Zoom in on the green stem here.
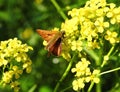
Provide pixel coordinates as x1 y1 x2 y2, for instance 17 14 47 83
101 45 115 67
50 0 67 20
53 53 77 92
96 80 101 92
100 67 120 76
28 84 37 92
87 82 94 92
60 85 72 92
83 48 99 65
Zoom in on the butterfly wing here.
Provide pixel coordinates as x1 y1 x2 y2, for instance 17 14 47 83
37 29 58 42
37 29 65 56
46 31 65 56
48 38 62 56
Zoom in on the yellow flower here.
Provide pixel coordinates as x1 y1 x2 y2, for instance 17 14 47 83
13 87 20 92
0 38 33 91
10 81 19 88
71 40 82 52
60 0 120 60
71 58 91 91
106 3 120 24
2 71 14 83
61 17 79 36
23 59 32 73
94 17 109 33
103 55 109 61
85 76 91 83
105 30 118 44
91 70 100 83
12 66 23 79
26 66 32 73
68 8 79 17
72 58 100 91
92 69 100 75
10 81 20 92
72 78 85 91
0 58 8 66
93 77 100 83
43 40 48 46
71 58 91 77
87 40 100 49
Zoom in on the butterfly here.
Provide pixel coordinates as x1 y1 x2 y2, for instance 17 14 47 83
37 29 65 56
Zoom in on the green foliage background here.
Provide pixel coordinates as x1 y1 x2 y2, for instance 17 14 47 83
0 0 120 92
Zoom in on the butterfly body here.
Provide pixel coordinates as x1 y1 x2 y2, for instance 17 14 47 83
37 29 65 56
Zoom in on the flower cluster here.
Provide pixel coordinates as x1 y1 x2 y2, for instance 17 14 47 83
61 0 120 59
0 38 33 92
71 58 100 91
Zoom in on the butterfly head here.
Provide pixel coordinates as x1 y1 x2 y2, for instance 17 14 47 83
61 30 65 37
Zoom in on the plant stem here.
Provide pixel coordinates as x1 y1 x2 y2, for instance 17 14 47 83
87 82 94 92
50 0 67 20
83 48 99 64
100 67 120 76
96 80 101 92
53 53 77 92
101 45 115 67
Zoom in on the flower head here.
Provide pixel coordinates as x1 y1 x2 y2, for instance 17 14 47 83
71 58 100 91
0 38 33 91
61 0 120 59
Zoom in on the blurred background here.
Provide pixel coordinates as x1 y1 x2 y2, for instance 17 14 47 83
0 0 119 92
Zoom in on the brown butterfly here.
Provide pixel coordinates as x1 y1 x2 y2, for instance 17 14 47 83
37 29 65 56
